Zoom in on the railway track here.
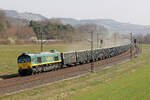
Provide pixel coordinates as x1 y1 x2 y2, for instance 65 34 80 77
0 47 139 96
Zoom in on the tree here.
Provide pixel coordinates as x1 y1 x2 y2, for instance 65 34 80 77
29 20 76 42
49 18 62 25
112 32 120 43
143 34 150 44
15 25 35 40
29 20 43 39
0 10 11 39
134 34 144 43
76 24 109 42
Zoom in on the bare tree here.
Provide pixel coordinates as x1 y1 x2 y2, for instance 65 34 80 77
134 34 144 43
0 10 9 39
15 25 35 40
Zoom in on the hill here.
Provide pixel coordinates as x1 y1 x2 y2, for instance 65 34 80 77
58 18 150 34
5 10 46 21
3 9 150 34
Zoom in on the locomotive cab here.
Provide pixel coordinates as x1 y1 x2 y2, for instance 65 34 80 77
18 53 32 75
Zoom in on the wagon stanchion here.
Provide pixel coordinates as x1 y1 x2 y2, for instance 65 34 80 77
130 32 133 59
90 31 94 72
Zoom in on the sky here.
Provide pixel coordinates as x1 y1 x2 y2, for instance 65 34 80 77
0 0 150 25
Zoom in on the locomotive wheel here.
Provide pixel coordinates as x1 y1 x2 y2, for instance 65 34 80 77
18 69 32 76
27 69 33 75
18 69 24 76
32 68 37 75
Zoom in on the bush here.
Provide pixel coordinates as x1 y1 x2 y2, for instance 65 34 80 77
7 37 15 45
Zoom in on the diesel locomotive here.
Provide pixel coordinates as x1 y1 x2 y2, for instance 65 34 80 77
17 44 131 75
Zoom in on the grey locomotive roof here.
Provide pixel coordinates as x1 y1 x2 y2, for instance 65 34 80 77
21 51 60 57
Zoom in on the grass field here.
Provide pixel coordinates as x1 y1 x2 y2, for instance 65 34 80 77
0 44 149 100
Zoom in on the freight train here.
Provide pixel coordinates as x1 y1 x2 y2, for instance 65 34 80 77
17 44 131 75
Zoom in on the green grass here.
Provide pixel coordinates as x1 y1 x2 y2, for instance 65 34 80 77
0 44 149 100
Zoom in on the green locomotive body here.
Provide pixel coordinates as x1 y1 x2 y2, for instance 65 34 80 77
18 50 62 75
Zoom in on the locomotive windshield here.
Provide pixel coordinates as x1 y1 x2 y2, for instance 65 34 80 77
18 56 31 63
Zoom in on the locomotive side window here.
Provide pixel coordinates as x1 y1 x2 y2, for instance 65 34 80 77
37 57 42 63
54 56 59 61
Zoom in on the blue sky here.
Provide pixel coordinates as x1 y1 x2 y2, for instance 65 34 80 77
0 0 150 25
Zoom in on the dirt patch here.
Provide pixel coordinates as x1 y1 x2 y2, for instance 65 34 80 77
131 69 136 73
